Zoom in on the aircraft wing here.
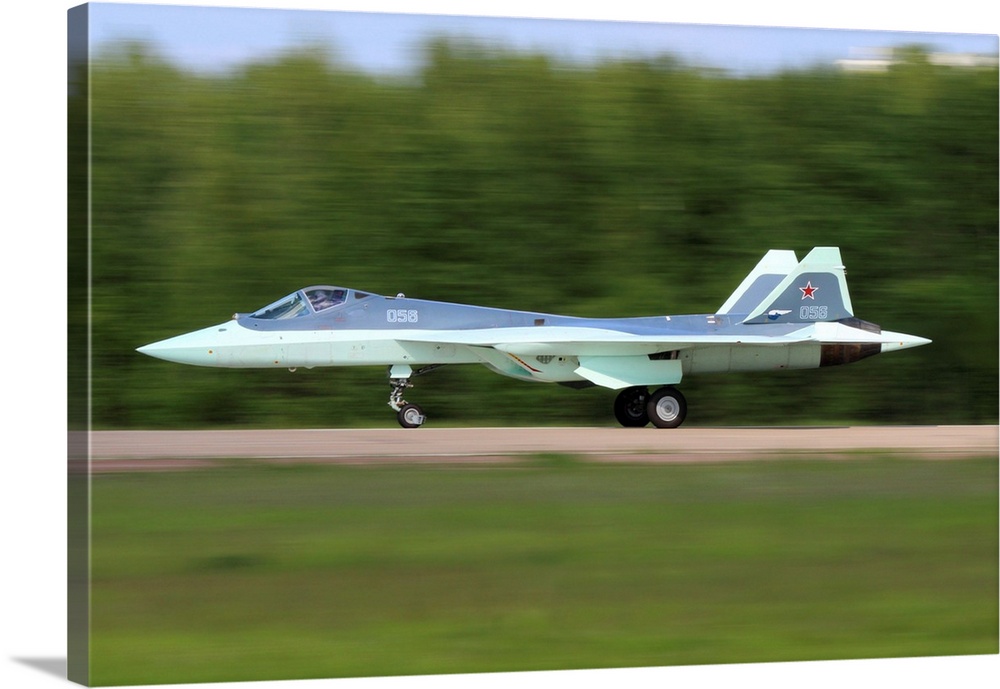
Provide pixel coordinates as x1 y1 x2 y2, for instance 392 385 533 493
394 324 923 389
395 327 813 389
396 326 813 356
397 321 921 352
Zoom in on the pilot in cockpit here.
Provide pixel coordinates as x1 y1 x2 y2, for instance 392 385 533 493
306 288 346 312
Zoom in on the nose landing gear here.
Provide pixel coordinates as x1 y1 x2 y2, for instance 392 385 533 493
388 364 441 428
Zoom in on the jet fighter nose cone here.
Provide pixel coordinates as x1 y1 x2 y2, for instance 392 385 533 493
135 323 234 366
136 339 176 362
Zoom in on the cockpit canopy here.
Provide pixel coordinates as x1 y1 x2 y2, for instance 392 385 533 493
249 286 369 320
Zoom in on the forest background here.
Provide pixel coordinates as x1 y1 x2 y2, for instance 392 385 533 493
71 39 998 429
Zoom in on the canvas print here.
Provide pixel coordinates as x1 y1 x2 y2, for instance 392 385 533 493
68 2 998 686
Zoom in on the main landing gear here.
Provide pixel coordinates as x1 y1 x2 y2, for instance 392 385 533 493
388 364 441 429
387 366 686 429
613 386 687 428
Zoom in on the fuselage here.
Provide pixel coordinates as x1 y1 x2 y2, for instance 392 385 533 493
136 248 932 429
137 286 927 387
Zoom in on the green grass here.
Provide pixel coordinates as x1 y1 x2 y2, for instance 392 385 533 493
89 457 998 686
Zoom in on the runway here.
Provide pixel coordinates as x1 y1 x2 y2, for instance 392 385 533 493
85 425 998 471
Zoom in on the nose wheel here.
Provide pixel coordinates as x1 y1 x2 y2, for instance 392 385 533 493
397 402 426 429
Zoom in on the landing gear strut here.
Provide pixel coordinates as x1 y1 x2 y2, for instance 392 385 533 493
387 364 441 428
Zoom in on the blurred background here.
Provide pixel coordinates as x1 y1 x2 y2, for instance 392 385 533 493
71 4 999 429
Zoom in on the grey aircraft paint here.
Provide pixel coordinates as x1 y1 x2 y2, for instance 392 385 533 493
138 247 930 428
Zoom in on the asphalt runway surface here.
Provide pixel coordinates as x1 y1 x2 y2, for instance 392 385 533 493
84 425 998 471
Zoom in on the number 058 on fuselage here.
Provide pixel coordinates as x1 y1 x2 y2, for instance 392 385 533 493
137 247 929 428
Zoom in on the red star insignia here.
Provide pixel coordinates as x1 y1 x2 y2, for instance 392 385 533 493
799 281 818 299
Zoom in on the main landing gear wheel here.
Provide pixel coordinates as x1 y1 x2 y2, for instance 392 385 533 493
646 386 687 429
397 403 426 429
614 386 650 427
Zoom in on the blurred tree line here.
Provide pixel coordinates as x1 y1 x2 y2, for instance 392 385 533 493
77 39 998 428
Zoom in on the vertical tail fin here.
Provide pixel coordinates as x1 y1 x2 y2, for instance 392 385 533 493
717 249 799 315
741 247 855 324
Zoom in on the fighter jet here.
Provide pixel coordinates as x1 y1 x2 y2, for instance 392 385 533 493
137 247 929 428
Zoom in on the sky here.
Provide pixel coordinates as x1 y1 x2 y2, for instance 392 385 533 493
84 1 999 76
2 3 1000 689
